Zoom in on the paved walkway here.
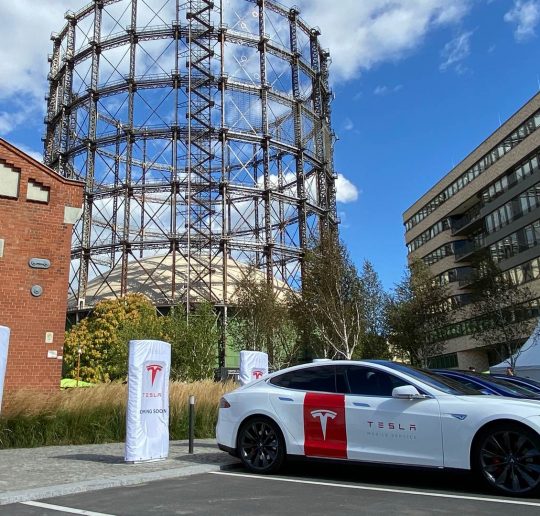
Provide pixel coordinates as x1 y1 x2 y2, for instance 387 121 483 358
0 439 239 505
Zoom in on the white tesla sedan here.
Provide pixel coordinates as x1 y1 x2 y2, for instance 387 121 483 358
216 360 540 496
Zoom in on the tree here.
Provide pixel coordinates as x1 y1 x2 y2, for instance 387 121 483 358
64 294 161 382
292 235 365 360
229 271 300 369
162 303 219 381
357 261 392 360
468 251 537 369
64 295 219 382
386 258 453 366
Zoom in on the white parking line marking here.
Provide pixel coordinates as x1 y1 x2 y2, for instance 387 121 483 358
20 501 115 515
211 471 540 507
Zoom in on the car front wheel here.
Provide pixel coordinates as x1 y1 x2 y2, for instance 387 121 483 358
474 422 540 496
237 417 285 474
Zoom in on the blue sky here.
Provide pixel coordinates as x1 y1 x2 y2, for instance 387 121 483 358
2 0 540 291
303 0 540 290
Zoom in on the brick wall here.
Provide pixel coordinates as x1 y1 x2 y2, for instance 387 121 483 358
0 139 83 403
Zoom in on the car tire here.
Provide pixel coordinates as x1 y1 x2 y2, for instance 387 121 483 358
237 417 286 474
473 422 540 496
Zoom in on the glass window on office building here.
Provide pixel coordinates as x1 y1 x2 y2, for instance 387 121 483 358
428 353 458 369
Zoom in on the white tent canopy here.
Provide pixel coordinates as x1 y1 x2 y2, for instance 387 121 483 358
489 319 540 380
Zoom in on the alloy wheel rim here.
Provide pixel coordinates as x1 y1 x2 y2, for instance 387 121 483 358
240 421 279 470
480 430 540 493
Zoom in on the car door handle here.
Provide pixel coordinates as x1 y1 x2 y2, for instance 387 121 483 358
353 402 370 407
278 397 294 402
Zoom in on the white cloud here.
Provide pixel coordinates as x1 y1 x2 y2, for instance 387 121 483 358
374 84 403 95
0 1 71 135
343 118 354 131
440 31 473 72
335 174 359 203
504 0 540 41
0 1 71 101
12 143 43 163
0 106 32 135
295 0 471 81
0 1 472 135
337 210 350 229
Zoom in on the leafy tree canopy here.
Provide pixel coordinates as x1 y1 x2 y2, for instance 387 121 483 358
64 295 218 382
386 258 452 366
467 251 537 368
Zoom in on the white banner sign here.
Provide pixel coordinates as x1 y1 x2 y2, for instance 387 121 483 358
0 326 10 414
239 350 268 385
125 340 171 463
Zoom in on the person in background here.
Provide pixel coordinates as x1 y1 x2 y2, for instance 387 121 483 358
506 366 515 376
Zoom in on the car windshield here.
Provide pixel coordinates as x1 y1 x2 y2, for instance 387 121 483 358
462 372 540 397
495 375 540 392
368 361 482 395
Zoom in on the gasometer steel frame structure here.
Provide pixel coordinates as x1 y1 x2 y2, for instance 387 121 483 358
43 0 338 364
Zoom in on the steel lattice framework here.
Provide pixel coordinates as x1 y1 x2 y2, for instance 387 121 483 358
44 0 338 361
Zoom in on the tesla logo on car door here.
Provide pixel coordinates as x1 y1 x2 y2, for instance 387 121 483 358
310 410 337 440
304 393 347 459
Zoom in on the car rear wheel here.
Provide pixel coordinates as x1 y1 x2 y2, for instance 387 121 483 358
237 417 285 474
474 423 540 496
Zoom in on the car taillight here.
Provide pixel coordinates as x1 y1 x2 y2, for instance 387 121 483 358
219 397 231 409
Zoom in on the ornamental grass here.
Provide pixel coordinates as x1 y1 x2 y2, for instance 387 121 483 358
0 380 235 449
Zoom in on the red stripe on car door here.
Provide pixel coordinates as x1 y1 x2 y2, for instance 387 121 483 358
303 392 347 458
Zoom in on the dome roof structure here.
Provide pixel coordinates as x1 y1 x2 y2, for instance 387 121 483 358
69 254 290 310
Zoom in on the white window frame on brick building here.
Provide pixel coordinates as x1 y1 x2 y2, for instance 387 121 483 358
0 163 21 199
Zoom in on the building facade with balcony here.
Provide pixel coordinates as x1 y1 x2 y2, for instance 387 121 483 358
403 93 540 371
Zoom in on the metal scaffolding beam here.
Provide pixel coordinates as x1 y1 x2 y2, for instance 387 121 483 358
44 0 338 365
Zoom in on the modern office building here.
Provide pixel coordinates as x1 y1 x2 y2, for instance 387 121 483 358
404 92 540 371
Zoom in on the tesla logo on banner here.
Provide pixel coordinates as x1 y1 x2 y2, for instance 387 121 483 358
251 369 264 380
146 364 163 386
304 393 347 459
141 360 166 401
310 410 337 440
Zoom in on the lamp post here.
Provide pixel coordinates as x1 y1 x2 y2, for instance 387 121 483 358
188 395 195 453
76 348 82 387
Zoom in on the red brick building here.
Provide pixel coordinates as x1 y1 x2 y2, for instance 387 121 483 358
0 139 83 401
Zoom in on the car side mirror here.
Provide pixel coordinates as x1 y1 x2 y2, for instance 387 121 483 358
392 385 429 400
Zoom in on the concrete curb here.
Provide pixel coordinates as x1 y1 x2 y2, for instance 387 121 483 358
0 462 239 506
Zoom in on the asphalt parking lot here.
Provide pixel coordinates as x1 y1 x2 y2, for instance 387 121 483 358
3 461 540 516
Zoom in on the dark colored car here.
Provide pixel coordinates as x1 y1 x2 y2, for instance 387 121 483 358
431 369 540 399
491 374 540 395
